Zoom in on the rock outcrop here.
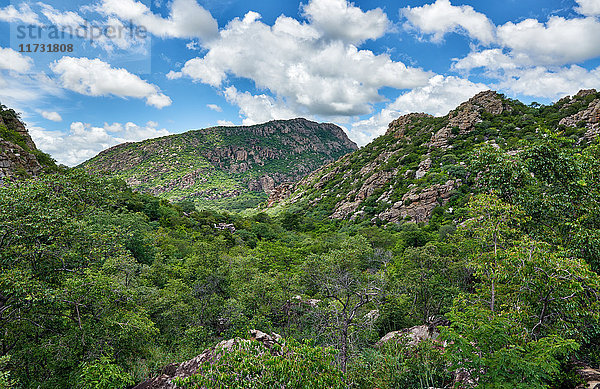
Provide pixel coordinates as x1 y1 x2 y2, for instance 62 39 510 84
133 330 282 389
429 90 512 149
376 324 440 347
378 180 460 223
0 106 45 179
575 364 600 389
558 89 600 140
386 113 432 138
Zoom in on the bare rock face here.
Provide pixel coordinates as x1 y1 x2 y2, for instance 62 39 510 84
0 140 43 179
132 330 282 389
267 182 295 207
378 180 460 223
0 110 45 179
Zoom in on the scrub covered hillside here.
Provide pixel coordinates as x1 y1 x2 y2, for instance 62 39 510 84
81 118 358 211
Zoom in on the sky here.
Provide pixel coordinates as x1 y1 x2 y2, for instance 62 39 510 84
1 0 600 166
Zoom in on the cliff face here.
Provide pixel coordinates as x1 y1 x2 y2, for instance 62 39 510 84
81 118 358 210
267 90 600 223
0 105 50 179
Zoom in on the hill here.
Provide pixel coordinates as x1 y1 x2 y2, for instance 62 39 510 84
81 118 357 211
268 89 600 225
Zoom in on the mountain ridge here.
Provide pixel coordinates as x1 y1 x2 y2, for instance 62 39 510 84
81 117 358 211
267 89 600 223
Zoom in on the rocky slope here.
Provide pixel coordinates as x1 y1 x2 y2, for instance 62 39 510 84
267 90 600 223
0 103 56 179
81 118 357 211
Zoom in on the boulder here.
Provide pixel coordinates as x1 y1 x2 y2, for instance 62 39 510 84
132 330 282 389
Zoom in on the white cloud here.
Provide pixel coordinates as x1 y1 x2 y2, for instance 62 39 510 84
166 70 183 80
0 47 34 73
0 3 40 24
50 57 172 108
39 3 84 27
301 0 388 44
497 65 600 100
96 0 218 41
452 48 522 71
29 120 171 166
217 120 235 126
497 16 600 66
575 0 600 16
389 75 488 115
175 8 431 118
223 86 301 126
40 110 62 122
402 0 495 44
0 72 63 109
207 103 222 112
90 17 149 53
350 75 488 145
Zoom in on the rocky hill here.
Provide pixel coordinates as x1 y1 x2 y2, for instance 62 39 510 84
0 103 56 179
267 90 600 223
81 118 357 211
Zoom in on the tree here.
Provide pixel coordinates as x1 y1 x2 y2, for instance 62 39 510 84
441 194 600 387
302 236 384 372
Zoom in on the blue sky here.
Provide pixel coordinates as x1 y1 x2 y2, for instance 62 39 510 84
1 0 600 165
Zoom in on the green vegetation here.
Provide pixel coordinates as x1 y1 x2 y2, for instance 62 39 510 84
1 93 600 388
80 119 357 212
175 339 345 389
275 91 600 225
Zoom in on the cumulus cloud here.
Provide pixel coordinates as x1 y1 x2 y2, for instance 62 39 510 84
402 0 495 44
301 0 388 44
0 47 34 73
207 104 222 112
575 0 600 16
0 3 40 24
29 120 171 166
349 75 488 144
173 7 431 118
40 110 62 122
452 48 523 72
223 86 301 126
50 57 172 108
497 16 600 66
497 65 600 100
96 0 218 41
